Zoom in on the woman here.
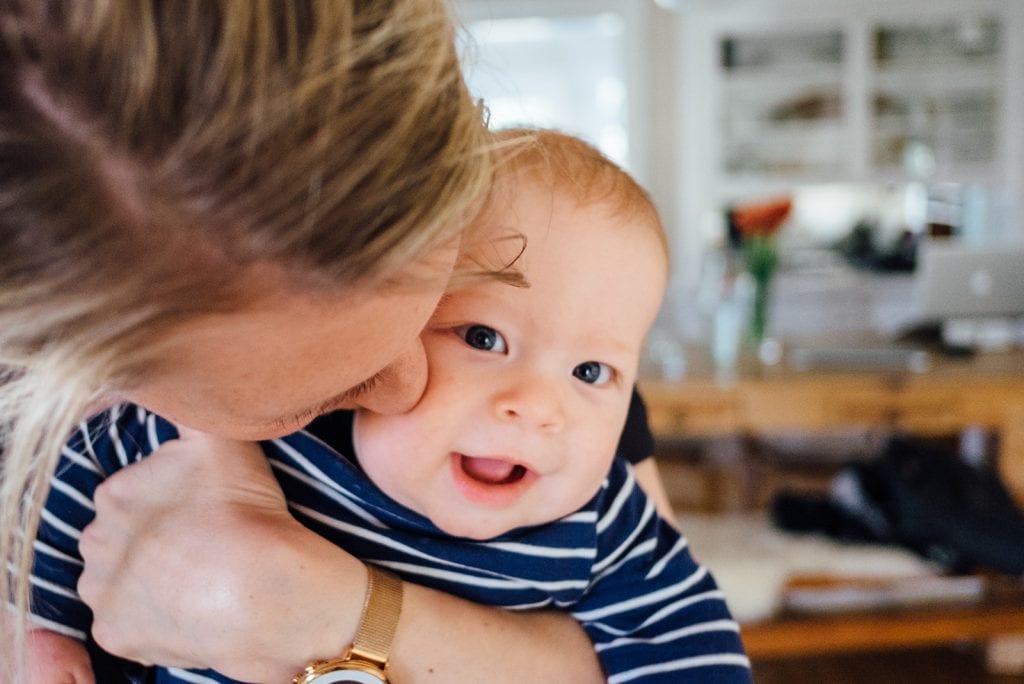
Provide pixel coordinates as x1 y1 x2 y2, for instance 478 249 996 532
0 1 673 681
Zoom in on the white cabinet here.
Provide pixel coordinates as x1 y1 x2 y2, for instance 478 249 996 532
868 17 1005 179
676 0 1024 282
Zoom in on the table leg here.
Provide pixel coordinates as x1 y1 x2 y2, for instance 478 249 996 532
998 403 1024 506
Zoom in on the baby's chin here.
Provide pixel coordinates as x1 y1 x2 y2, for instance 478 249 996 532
429 510 568 541
431 517 517 541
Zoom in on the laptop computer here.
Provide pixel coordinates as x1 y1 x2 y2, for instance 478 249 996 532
911 240 1024 322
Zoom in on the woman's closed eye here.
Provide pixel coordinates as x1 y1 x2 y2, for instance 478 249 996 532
456 324 507 353
573 361 613 386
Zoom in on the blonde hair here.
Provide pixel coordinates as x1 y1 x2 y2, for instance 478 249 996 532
0 0 491 673
491 128 669 259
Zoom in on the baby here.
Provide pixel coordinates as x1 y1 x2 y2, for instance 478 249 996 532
28 130 751 683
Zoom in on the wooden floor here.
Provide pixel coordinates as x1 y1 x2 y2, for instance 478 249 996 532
753 646 1024 683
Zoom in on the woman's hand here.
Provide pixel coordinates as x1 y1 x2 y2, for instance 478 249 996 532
77 429 366 682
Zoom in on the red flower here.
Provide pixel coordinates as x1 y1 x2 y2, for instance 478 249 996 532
733 197 792 238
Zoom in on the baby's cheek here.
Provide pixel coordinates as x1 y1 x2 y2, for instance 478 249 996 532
575 447 619 499
560 468 612 514
352 415 392 482
354 416 425 505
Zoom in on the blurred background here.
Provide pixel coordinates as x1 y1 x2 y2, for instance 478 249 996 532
452 1 1024 681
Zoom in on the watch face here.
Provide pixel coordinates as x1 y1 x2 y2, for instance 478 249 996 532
309 671 386 684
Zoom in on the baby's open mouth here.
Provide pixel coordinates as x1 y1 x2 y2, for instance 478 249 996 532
459 454 528 485
450 453 536 507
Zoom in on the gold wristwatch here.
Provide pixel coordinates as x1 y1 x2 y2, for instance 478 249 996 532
293 564 404 684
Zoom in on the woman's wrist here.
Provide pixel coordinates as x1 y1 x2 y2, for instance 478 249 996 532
387 581 604 683
268 525 370 679
195 518 369 683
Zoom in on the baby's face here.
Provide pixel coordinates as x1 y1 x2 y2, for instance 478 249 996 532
354 182 667 539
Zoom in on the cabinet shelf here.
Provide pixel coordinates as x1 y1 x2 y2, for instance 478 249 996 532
722 66 843 94
872 62 1000 93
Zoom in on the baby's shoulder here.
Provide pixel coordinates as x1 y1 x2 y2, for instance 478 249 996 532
65 403 178 474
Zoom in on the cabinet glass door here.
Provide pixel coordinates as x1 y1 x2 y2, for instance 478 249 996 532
718 29 845 179
869 17 1002 180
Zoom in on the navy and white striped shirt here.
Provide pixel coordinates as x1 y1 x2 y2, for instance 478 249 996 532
33 404 751 683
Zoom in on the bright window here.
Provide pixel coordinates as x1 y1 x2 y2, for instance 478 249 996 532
456 2 643 173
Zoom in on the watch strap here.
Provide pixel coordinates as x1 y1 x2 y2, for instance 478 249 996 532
349 564 403 668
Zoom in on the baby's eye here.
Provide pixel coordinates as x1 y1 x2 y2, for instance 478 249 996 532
573 361 613 385
458 324 508 353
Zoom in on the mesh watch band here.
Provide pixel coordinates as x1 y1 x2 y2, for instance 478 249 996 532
348 564 404 668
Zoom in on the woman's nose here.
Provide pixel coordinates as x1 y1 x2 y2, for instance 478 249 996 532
493 377 565 433
354 339 428 414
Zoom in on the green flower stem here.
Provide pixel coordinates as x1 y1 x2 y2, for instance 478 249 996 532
744 236 778 343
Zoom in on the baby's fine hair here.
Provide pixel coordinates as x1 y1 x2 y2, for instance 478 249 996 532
0 1 491 672
492 128 669 260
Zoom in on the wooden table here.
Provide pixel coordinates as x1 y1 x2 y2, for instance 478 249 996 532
639 346 1024 503
741 592 1024 658
639 345 1024 661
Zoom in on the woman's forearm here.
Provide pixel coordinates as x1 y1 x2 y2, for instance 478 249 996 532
257 527 604 681
389 582 603 682
244 522 605 682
